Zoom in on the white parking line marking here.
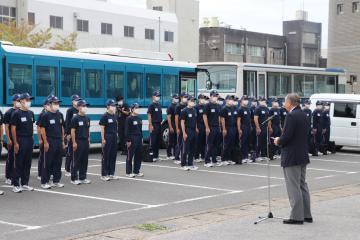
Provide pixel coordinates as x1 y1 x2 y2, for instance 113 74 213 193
336 153 360 157
0 220 41 230
314 175 337 180
311 158 360 164
86 172 238 192
0 185 153 207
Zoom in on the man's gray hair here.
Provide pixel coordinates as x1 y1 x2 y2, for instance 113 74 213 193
285 93 301 106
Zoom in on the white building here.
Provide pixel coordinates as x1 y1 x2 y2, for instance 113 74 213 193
0 0 200 62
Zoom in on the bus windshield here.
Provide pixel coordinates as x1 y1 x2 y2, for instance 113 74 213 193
197 65 237 93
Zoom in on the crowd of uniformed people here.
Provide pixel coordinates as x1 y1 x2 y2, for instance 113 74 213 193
0 90 332 195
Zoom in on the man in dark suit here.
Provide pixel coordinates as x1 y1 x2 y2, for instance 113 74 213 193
274 93 313 225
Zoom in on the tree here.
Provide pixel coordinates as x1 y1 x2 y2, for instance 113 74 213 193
0 21 77 51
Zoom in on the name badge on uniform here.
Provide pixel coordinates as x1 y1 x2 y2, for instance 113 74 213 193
21 117 27 122
108 119 113 123
307 114 310 117
155 108 159 112
327 114 329 117
244 111 248 115
133 121 138 125
79 121 84 126
317 114 321 117
211 109 215 113
261 111 265 114
274 112 278 115
284 112 287 115
228 112 232 116
50 119 55 124
199 109 203 113
188 114 193 118
73 113 77 117
234 111 237 115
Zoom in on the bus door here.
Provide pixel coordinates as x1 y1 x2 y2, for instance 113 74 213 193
180 71 197 97
257 72 266 98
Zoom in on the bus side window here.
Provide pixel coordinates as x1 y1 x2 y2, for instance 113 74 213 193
127 72 143 103
334 102 357 118
85 69 103 98
106 70 124 98
146 73 161 98
163 74 179 104
62 67 81 97
36 66 58 97
8 64 32 96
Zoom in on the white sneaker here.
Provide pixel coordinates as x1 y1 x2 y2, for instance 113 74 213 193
216 162 223 167
194 159 202 163
256 157 263 162
13 186 22 193
242 159 248 164
5 179 12 185
174 160 181 165
21 185 34 191
152 158 158 162
64 171 71 177
181 166 190 171
101 176 110 181
169 156 175 160
222 161 229 166
189 166 199 171
216 156 221 161
0 190 4 195
36 176 41 181
126 174 135 178
109 175 119 180
41 183 51 189
52 182 65 188
80 179 91 184
71 180 81 185
228 161 236 165
204 163 213 168
135 173 144 177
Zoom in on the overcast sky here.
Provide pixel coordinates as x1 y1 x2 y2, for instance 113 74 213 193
111 0 329 48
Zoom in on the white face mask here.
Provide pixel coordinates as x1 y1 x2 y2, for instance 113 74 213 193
188 102 195 108
304 104 310 109
15 102 21 108
118 101 123 106
243 100 249 106
273 103 279 108
227 100 234 106
133 108 140 115
204 100 209 104
23 101 31 109
173 99 179 104
260 101 267 106
316 106 323 110
52 104 60 112
325 106 330 110
211 97 218 103
217 101 224 105
199 99 206 105
80 107 88 114
154 97 160 102
109 106 116 113
182 98 188 104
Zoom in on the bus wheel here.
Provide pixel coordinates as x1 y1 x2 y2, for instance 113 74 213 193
161 124 169 149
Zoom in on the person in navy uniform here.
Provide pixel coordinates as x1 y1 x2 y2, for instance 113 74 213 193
280 104 288 132
180 96 199 171
36 98 51 181
203 90 222 167
268 99 282 159
216 96 225 160
70 100 91 185
194 94 207 163
302 100 312 151
39 96 65 189
116 96 130 155
125 103 144 178
254 96 270 161
322 102 331 155
147 91 162 162
237 95 251 164
174 92 189 164
99 100 119 181
4 93 21 186
166 94 179 160
64 95 81 177
249 98 258 161
220 95 237 166
10 93 35 193
312 101 324 156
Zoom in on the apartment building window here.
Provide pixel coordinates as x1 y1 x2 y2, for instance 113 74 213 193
353 2 360 12
28 12 35 25
337 3 344 14
303 32 317 44
50 15 63 29
101 23 112 35
124 26 134 38
145 28 155 40
0 5 16 24
77 19 89 32
248 45 265 57
303 48 317 64
225 43 244 55
165 31 174 42
153 6 163 11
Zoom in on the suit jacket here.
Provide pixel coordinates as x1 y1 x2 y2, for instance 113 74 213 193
279 106 310 168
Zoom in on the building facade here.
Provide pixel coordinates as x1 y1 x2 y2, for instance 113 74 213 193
328 0 360 92
0 0 200 62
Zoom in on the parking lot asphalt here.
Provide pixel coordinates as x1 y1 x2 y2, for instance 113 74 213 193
0 148 360 240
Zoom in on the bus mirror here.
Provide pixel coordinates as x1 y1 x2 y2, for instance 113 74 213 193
206 79 212 90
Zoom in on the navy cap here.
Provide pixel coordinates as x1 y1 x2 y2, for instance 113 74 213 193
304 100 311 105
272 98 279 103
316 100 323 106
180 92 189 98
218 97 224 101
12 93 21 101
106 99 116 107
152 91 161 97
43 98 50 105
324 101 331 106
198 94 206 99
234 96 239 101
48 95 62 104
77 99 89 107
131 103 139 110
210 90 219 97
258 96 266 102
188 96 196 101
241 95 249 101
172 94 179 99
204 95 210 100
225 95 235 100
71 95 81 101
19 93 34 100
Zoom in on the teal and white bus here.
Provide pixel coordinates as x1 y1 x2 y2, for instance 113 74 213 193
0 42 197 146
197 62 347 99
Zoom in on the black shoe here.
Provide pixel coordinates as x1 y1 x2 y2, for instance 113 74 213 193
312 153 318 157
304 218 313 223
283 219 304 225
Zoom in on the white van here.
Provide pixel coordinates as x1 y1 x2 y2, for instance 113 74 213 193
310 94 360 149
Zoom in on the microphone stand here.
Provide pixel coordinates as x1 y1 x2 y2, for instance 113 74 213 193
254 115 283 224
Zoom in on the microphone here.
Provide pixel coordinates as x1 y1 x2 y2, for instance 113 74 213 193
261 115 275 126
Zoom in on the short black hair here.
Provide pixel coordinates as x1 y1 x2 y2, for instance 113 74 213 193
116 96 124 101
